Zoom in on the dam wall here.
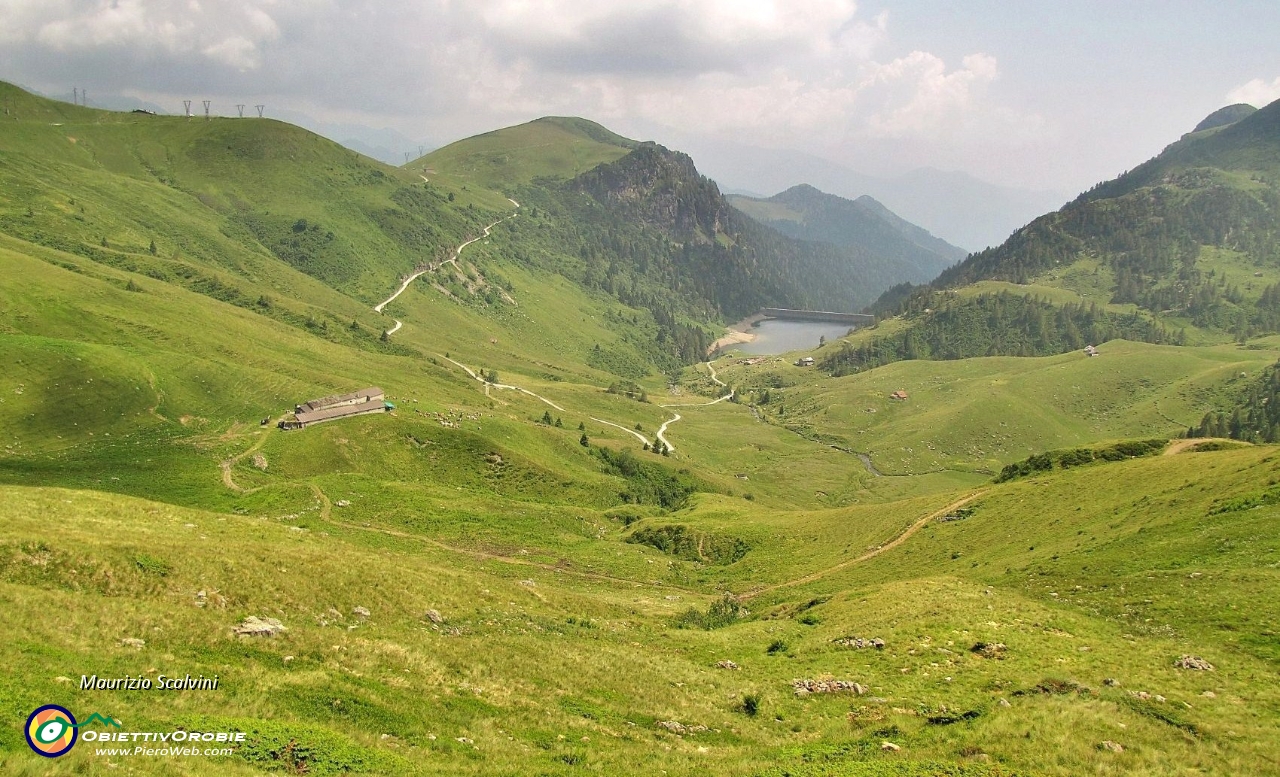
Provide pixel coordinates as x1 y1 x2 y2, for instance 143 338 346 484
760 308 875 326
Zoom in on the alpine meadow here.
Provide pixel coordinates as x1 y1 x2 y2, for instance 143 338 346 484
2 20 1280 777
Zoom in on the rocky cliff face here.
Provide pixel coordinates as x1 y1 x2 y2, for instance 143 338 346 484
574 142 730 244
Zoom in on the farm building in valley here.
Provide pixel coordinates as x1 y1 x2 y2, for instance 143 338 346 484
279 387 392 429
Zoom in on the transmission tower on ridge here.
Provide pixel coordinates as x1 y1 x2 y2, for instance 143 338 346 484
203 100 211 121
236 104 245 118
255 105 265 118
184 100 192 119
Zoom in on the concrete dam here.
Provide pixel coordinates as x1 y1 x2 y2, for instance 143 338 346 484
759 308 875 326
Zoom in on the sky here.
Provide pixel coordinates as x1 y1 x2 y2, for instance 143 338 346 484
1 0 1278 193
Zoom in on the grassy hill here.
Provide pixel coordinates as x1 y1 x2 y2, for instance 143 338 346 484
717 339 1280 476
811 100 1280 383
420 116 637 188
0 82 516 305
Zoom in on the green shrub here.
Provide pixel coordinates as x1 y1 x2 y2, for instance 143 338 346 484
625 524 748 565
673 594 746 630
133 552 171 577
180 717 409 775
996 439 1167 482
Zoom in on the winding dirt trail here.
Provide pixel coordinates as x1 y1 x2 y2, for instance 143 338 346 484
439 354 566 412
219 423 277 493
741 491 986 600
307 483 694 593
655 413 680 451
591 417 651 446
1163 437 1242 455
707 361 724 387
374 201 520 333
652 361 735 451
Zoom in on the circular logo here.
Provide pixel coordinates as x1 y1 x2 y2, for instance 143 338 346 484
25 705 78 758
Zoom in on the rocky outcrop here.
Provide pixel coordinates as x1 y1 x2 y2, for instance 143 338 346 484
234 616 287 637
656 721 708 735
574 143 730 244
793 678 867 696
833 636 885 650
971 641 1007 659
1175 654 1214 671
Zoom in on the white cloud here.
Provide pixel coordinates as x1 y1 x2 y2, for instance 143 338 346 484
0 0 1044 181
23 0 280 70
1227 77 1280 108
862 51 999 138
202 35 260 69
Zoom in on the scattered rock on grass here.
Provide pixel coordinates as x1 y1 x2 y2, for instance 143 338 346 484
881 741 900 752
656 721 708 735
793 679 866 696
1100 740 1124 753
353 606 371 618
970 642 1007 659
833 637 885 650
234 616 287 637
425 609 444 624
1176 655 1214 671
715 660 740 670
121 638 145 649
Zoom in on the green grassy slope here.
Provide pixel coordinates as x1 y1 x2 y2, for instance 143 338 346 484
4 444 1279 775
420 116 637 188
853 100 1280 374
0 81 510 305
716 340 1280 475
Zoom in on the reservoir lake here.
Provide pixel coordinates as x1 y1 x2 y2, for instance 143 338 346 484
733 319 856 356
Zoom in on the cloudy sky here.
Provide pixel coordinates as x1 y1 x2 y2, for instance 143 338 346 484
2 0 1278 193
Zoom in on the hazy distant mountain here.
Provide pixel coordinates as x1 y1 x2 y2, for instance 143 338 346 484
649 137 1070 252
728 184 965 287
269 108 430 166
19 87 169 115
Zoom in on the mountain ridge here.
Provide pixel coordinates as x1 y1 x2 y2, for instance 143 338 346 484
728 184 965 290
